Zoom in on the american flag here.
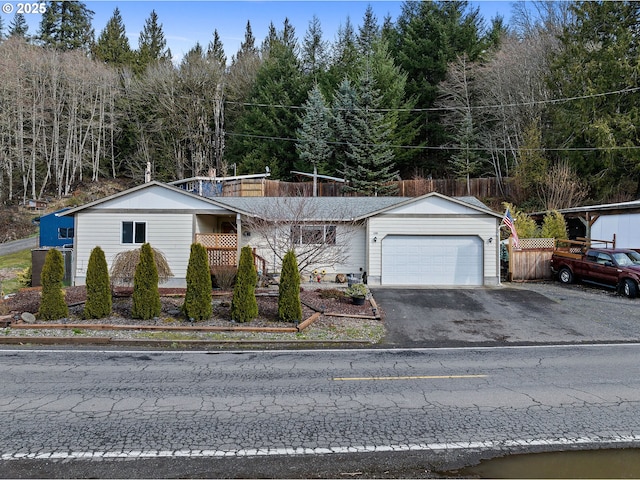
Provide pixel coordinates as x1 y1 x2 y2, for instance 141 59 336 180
503 208 520 248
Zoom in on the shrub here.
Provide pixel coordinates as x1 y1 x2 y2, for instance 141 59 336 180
131 243 161 320
84 246 112 319
211 266 237 290
110 247 173 286
38 249 68 321
182 243 213 321
17 265 32 288
541 210 568 240
278 250 302 323
231 246 258 322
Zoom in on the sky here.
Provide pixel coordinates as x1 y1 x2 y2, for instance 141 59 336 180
2 1 515 62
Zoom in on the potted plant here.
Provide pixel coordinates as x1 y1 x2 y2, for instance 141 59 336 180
345 283 367 305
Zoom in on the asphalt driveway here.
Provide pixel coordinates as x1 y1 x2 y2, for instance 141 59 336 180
372 282 640 348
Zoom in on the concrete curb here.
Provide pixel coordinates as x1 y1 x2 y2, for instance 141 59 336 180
0 336 376 348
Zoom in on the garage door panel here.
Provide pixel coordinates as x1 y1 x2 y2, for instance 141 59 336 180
381 235 482 286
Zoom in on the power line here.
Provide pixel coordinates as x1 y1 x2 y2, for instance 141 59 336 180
225 86 640 113
225 132 640 152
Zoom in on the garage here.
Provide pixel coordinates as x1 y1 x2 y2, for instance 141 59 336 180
381 235 483 286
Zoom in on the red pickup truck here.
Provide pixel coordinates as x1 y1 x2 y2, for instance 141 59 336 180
550 248 640 298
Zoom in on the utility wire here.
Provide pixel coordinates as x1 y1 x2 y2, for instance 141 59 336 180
226 132 640 152
225 86 640 113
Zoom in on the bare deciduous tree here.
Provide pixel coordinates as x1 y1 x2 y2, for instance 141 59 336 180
241 197 360 276
539 160 588 210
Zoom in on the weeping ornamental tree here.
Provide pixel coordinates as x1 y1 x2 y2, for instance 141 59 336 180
278 250 302 323
182 243 213 321
38 249 68 321
84 246 111 319
132 243 161 320
231 246 258 323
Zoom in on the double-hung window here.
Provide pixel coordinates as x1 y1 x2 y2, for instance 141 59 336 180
122 221 146 244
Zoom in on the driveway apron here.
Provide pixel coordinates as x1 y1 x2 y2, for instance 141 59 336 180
371 285 640 348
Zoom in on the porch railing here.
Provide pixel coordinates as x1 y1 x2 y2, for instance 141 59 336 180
195 233 266 274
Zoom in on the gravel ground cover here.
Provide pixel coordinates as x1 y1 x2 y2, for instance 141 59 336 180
0 285 385 344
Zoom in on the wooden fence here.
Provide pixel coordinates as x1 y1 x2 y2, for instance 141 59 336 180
220 177 511 199
508 238 555 282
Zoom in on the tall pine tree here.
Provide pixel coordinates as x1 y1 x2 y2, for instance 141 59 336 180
295 83 332 182
136 10 171 73
93 7 133 68
38 0 94 52
343 64 398 196
8 13 29 39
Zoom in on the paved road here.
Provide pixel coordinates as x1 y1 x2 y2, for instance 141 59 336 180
2 344 640 478
0 237 37 256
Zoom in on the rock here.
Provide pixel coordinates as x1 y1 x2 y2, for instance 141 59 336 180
21 312 36 324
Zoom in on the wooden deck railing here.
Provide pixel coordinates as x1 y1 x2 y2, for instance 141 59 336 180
195 233 267 274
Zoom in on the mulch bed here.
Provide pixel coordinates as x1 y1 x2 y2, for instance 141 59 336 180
1 285 377 328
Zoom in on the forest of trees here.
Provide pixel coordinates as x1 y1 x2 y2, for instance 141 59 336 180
0 0 638 212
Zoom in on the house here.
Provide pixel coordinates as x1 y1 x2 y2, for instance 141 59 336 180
38 208 75 248
60 181 502 287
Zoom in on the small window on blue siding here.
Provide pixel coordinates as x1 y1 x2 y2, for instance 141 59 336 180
58 227 74 239
122 221 146 244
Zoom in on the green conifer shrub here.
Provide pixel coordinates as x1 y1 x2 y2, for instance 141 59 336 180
231 246 258 323
278 250 302 323
182 243 213 321
84 246 112 319
131 243 161 320
38 248 68 321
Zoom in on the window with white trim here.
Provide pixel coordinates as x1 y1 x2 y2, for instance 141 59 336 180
122 221 146 244
292 225 336 245
58 227 74 239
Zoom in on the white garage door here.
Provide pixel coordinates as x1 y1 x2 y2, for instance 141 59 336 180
381 235 483 286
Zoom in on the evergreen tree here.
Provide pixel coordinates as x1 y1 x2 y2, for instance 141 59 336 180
301 14 328 80
357 4 380 56
231 246 258 323
38 249 68 321
295 83 332 178
8 13 29 39
278 250 302 323
131 243 161 320
231 20 305 179
368 38 419 174
207 29 226 66
541 211 568 240
225 21 261 150
136 9 171 73
93 7 133 67
343 65 398 195
38 1 94 52
332 78 358 179
391 0 484 176
547 1 640 199
182 243 213 321
84 246 111 319
327 17 359 86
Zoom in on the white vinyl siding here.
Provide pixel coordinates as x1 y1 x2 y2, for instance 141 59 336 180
242 224 366 277
591 214 640 249
74 212 193 285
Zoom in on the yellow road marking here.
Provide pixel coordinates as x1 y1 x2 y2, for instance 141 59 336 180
332 374 487 381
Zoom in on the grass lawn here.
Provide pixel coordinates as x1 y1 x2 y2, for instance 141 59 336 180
0 249 31 295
